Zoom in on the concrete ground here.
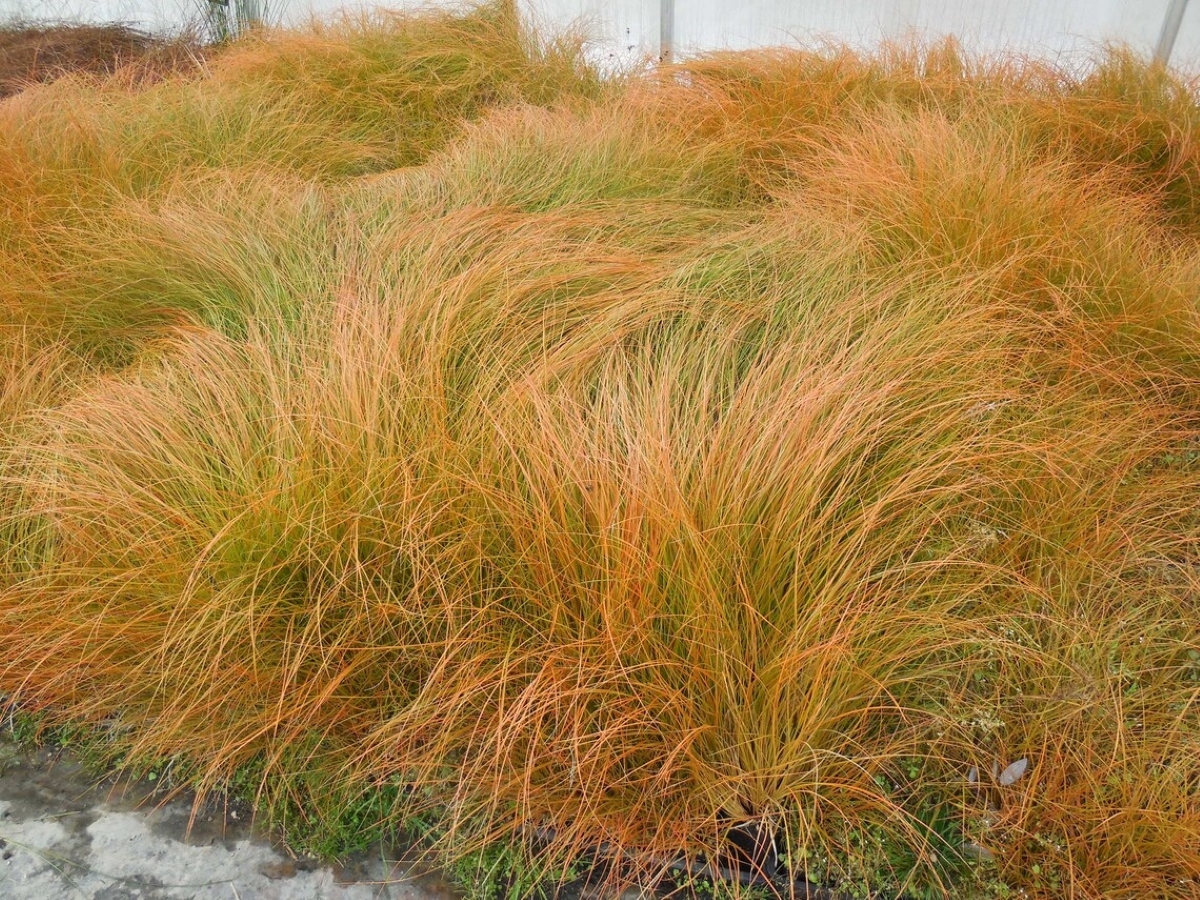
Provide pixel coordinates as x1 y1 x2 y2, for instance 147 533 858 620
0 738 463 900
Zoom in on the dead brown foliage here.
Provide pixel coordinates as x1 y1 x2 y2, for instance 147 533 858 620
0 22 203 96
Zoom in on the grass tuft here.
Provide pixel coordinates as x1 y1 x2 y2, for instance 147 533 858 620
1 7 1198 898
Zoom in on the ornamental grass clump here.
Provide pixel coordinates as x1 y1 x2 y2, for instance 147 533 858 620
0 0 604 359
0 5 1198 899
0 21 202 97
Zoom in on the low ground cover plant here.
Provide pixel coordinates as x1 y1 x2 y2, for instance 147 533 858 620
0 3 1197 898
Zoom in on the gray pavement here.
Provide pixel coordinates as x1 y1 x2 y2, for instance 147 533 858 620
0 740 462 900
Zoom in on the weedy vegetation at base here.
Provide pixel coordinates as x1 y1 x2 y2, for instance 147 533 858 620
0 3 1198 898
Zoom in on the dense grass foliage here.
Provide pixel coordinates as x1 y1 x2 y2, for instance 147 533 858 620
2 5 1198 898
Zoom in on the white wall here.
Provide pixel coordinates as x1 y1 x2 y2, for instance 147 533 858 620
533 0 1200 71
4 0 1200 73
